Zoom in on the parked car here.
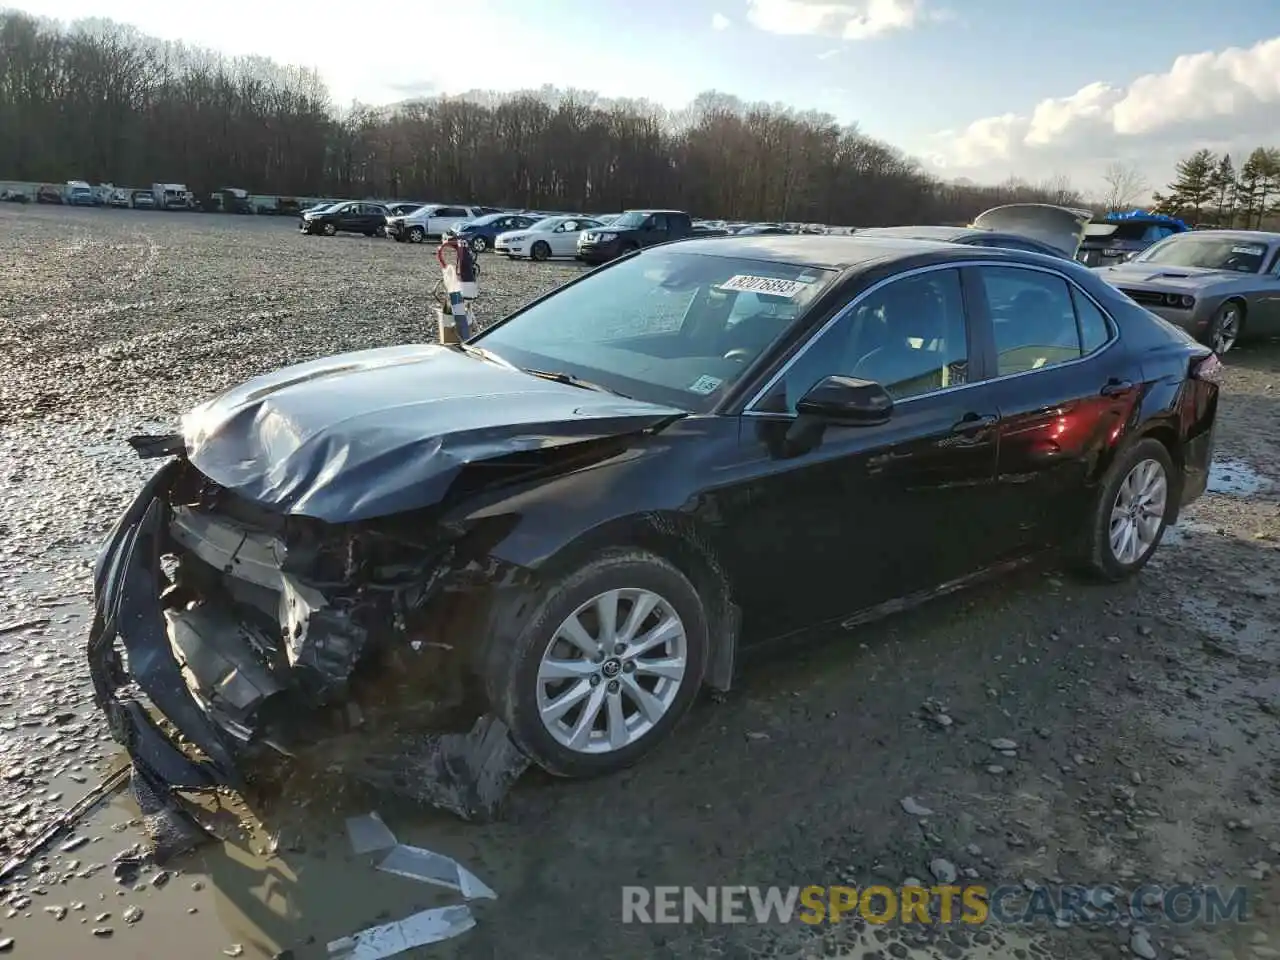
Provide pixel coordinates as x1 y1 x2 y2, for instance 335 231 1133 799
0 189 29 203
386 204 486 243
152 183 194 210
300 201 390 237
35 185 63 204
1093 229 1280 354
448 212 541 253
496 216 605 260
737 224 790 236
66 180 98 206
88 234 1218 794
131 190 156 209
109 189 131 208
576 209 695 264
1077 212 1190 267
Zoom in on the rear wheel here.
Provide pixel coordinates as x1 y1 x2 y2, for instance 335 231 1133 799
486 548 708 778
1080 437 1175 581
1203 300 1243 355
531 240 551 262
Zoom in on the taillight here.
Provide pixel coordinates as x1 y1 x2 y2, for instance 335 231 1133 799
1191 353 1223 381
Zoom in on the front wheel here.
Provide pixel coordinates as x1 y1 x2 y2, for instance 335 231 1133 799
486 548 709 779
1203 300 1243 355
470 236 488 253
321 222 336 236
407 226 425 243
531 240 551 262
1080 437 1175 581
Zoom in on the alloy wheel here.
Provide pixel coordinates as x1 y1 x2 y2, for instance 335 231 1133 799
471 236 487 253
535 588 687 754
1109 458 1168 565
1213 305 1240 355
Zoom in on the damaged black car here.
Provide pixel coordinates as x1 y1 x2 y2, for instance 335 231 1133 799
89 233 1219 815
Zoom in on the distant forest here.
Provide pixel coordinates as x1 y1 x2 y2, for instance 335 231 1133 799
1 10 1088 225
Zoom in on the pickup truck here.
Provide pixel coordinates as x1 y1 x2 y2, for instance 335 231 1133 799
576 209 694 264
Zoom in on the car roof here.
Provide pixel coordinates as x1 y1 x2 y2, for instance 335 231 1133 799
668 233 981 270
856 225 973 242
1171 229 1280 244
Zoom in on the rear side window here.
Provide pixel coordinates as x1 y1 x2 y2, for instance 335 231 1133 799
976 266 1082 375
1071 288 1111 353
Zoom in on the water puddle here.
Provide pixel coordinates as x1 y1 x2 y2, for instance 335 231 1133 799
1207 457 1272 498
1177 594 1279 665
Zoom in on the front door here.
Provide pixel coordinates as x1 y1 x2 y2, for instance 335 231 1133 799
723 266 1003 639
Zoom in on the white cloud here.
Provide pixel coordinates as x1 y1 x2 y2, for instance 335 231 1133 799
712 12 731 30
931 35 1280 191
745 0 925 40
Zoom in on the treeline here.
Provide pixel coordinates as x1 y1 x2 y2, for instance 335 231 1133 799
0 11 1082 226
1152 147 1280 229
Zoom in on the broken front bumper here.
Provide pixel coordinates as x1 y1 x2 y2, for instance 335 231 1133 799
88 460 245 792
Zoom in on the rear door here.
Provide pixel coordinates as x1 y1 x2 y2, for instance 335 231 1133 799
643 213 668 247
729 266 1003 637
551 219 581 256
966 262 1138 555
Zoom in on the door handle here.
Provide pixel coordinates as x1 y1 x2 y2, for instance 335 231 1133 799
1100 378 1133 397
951 413 998 435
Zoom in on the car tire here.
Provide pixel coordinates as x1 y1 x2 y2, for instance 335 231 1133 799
408 226 425 243
1202 300 1244 355
1079 437 1176 582
470 236 488 253
375 224 386 238
486 548 709 779
531 240 551 262
322 222 336 236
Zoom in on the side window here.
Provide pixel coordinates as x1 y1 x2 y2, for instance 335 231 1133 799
561 220 578 232
754 269 968 413
650 213 668 230
1071 287 1111 353
977 266 1082 375
437 206 466 218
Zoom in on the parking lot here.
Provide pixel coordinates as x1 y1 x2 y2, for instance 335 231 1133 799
1 203 1278 960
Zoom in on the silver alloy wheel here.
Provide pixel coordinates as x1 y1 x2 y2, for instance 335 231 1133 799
1213 304 1240 355
471 236 487 252
536 588 688 755
1109 457 1168 565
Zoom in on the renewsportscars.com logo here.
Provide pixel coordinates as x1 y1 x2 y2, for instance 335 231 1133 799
621 884 1250 926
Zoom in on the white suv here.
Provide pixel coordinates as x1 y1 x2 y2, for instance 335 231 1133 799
386 204 484 243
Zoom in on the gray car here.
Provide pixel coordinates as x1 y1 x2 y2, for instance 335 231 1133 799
1092 230 1280 355
856 203 1094 261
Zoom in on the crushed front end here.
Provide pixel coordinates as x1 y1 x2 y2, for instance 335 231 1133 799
87 451 513 820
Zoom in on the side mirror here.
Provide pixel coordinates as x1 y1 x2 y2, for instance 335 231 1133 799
796 375 894 426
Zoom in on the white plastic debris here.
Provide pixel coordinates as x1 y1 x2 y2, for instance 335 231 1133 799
376 845 497 900
327 905 475 959
345 812 398 855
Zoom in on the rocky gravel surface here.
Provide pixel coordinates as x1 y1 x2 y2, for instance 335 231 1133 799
0 203 1278 960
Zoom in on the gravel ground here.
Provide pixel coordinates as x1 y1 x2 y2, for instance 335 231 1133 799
1 203 1278 960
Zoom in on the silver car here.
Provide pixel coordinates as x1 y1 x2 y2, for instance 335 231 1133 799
1092 230 1280 354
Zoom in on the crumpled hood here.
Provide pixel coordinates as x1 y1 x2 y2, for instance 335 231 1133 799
181 344 685 522
1094 263 1233 291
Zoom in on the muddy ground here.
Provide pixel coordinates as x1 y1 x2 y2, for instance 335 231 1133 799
0 203 1278 960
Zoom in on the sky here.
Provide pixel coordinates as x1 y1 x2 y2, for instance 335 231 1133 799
16 0 1280 196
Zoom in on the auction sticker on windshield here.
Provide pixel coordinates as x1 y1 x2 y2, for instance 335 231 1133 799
688 375 724 395
719 275 812 298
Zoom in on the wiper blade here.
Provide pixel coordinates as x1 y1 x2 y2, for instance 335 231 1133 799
457 343 516 368
522 368 629 397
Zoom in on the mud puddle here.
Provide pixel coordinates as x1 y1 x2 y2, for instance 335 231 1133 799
1208 457 1274 498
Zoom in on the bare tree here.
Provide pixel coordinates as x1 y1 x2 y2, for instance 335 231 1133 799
1100 161 1149 212
0 10 1091 226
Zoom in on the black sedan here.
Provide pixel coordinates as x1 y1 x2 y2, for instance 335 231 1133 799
88 235 1218 800
299 201 390 237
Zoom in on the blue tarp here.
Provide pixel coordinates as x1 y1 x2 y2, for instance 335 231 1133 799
1103 209 1189 231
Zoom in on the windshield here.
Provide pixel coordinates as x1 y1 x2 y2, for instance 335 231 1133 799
529 217 562 231
610 212 649 229
473 250 836 412
1135 236 1268 273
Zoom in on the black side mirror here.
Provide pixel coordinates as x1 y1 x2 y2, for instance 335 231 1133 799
795 375 894 426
